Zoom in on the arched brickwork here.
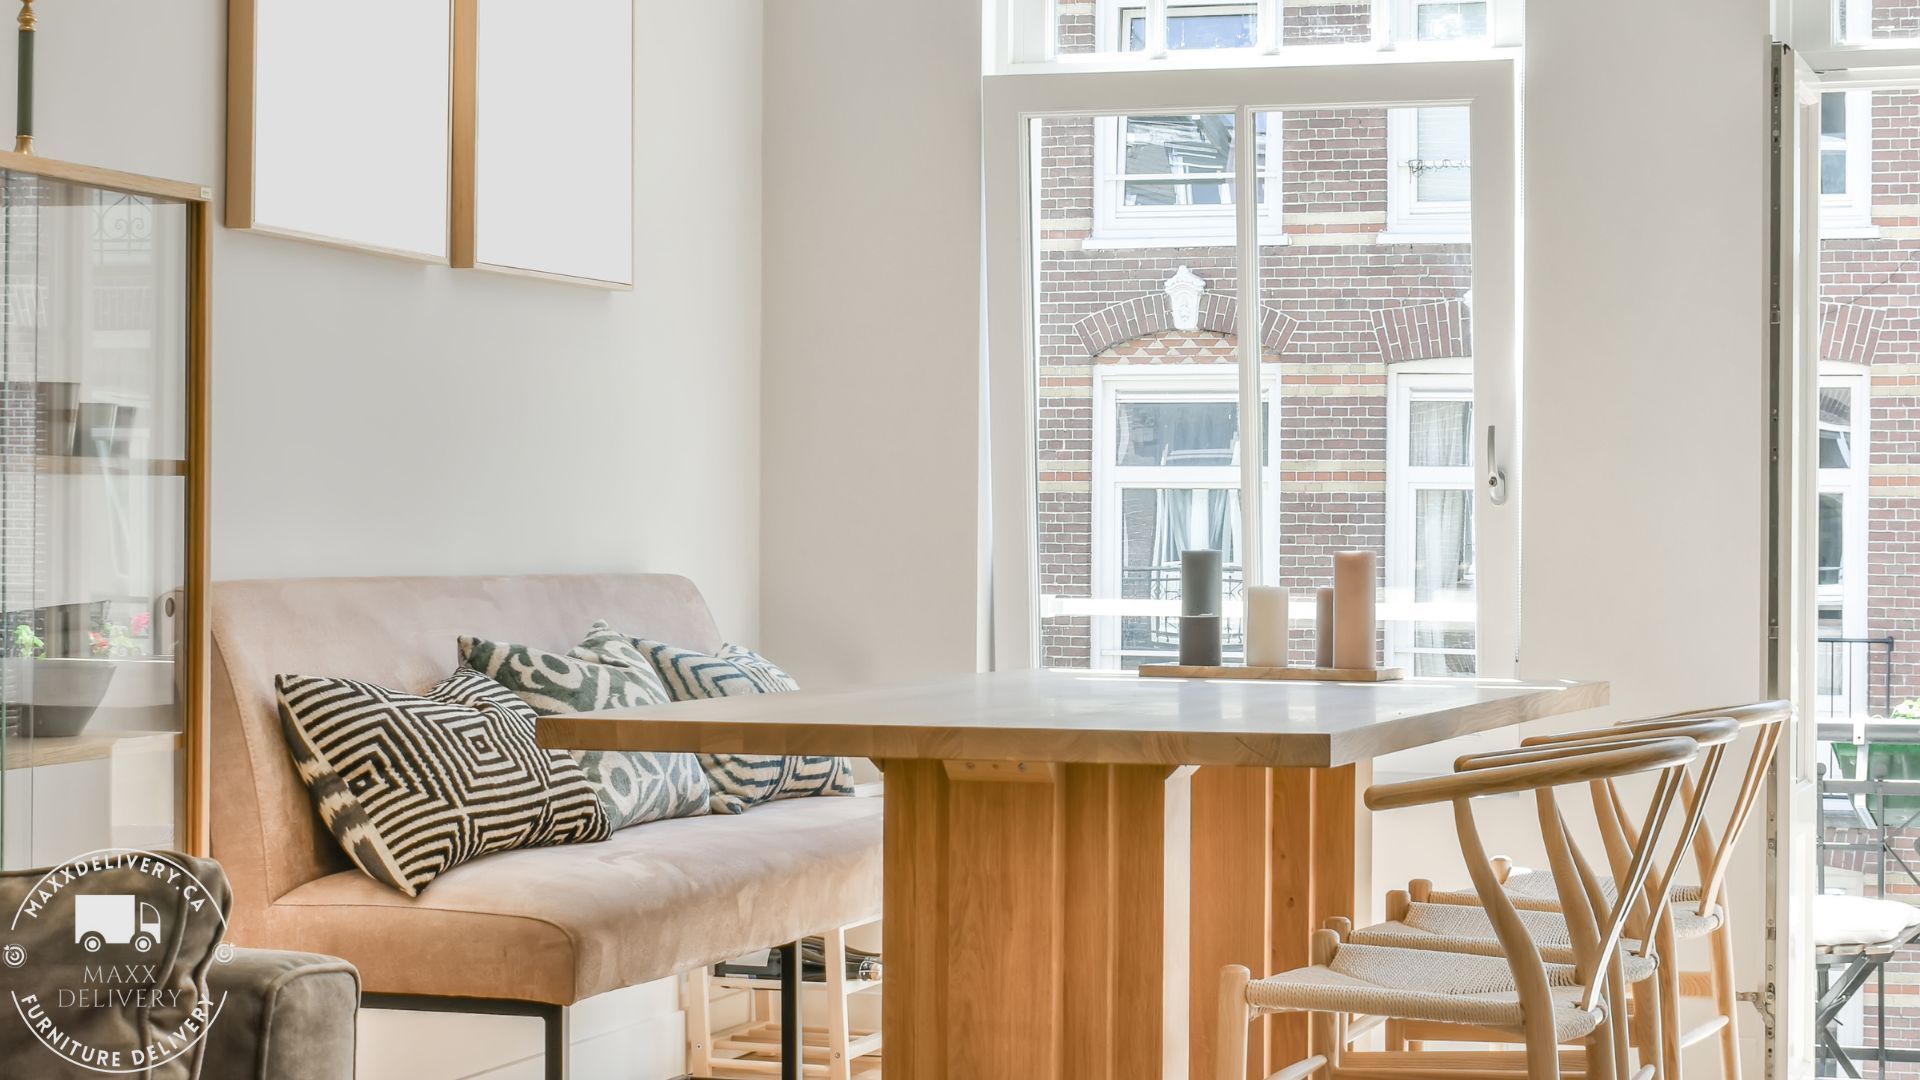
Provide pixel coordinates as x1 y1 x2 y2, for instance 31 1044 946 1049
1071 292 1298 357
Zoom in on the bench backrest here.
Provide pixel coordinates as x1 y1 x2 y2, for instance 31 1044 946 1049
210 574 723 936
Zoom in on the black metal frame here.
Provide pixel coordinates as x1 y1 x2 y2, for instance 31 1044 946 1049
361 944 806 1080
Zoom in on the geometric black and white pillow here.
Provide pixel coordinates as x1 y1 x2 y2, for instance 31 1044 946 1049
276 668 611 896
635 640 853 815
458 625 710 831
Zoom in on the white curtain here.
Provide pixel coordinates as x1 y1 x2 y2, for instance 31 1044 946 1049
1152 489 1241 566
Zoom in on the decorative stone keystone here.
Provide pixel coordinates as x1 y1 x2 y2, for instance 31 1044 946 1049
1164 266 1206 332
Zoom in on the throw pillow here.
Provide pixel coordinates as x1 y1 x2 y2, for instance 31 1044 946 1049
458 627 710 829
636 640 853 814
277 668 611 897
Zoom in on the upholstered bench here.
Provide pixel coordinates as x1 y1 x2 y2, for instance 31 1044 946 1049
210 574 883 1080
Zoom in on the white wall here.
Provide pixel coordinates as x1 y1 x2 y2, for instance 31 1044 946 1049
0 0 767 643
0 3 762 1077
759 0 985 688
1522 0 1774 1071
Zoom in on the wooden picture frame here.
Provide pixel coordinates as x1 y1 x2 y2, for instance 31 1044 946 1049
226 0 453 262
450 0 635 289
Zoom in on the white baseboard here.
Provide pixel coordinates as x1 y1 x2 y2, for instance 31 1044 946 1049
357 976 686 1080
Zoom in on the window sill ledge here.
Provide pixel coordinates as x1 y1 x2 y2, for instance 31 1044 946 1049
1375 230 1472 246
1082 233 1290 251
1821 224 1883 240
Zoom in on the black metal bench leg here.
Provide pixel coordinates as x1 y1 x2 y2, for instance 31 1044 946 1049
779 941 802 1080
543 1002 570 1080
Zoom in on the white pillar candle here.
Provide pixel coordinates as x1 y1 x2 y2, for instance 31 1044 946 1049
1243 586 1289 668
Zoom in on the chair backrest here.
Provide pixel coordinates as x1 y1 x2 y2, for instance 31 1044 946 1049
1368 735 1703 1015
209 574 724 941
1528 701 1791 917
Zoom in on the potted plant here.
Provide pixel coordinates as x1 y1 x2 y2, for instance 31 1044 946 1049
2 621 116 739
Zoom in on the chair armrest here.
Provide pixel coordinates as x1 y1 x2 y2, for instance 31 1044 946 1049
203 947 360 1080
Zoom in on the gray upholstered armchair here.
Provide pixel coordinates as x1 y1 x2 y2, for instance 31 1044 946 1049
0 852 358 1080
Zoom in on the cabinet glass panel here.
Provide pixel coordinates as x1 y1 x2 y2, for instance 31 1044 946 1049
0 171 192 869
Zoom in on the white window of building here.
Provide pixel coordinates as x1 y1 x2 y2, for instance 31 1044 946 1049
1391 0 1490 44
1385 367 1477 675
1384 106 1472 242
1821 90 1875 237
1817 369 1870 647
1089 368 1277 668
1088 3 1279 246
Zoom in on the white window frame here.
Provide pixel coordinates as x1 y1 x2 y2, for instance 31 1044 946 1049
1383 0 1493 49
1821 89 1876 237
1089 2 1284 247
986 60 1521 678
1385 364 1476 674
989 0 1522 73
1383 106 1472 243
1086 367 1281 667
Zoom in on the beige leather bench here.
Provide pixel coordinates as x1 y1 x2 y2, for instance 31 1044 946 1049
210 574 884 1078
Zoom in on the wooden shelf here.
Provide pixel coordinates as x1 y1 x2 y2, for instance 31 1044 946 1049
35 456 188 477
4 730 181 771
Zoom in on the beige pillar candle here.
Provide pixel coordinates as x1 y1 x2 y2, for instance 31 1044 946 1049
1332 550 1378 670
1244 585 1289 668
1314 587 1335 668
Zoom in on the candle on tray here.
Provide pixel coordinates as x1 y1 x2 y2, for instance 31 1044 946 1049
1244 585 1288 668
1332 550 1378 670
1180 549 1222 617
1315 587 1335 668
1179 615 1223 666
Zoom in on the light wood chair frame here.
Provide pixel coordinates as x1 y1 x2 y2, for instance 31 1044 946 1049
1219 734 1710 1080
1427 702 1788 1080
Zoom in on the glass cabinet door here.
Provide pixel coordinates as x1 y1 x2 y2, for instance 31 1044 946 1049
0 168 194 869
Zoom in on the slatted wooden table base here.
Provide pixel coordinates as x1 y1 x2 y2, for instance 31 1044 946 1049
543 670 1608 1080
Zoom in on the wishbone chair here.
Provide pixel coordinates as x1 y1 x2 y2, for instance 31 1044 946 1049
1217 734 1705 1080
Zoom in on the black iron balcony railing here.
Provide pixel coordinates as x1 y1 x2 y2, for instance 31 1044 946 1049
1817 635 1895 721
1118 563 1246 653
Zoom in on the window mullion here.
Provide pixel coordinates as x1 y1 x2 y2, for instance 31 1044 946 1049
1258 0 1280 55
1146 0 1169 58
1236 102 1265 587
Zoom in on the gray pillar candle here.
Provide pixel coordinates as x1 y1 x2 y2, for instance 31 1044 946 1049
1315 587 1335 668
1180 549 1223 616
1179 614 1223 666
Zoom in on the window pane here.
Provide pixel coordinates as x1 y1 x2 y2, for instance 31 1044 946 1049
1414 107 1472 204
1820 492 1845 587
1262 106 1476 673
1837 0 1920 42
1409 400 1472 466
1416 1 1488 41
1820 387 1854 470
1118 402 1239 466
1029 114 1245 670
1098 112 1267 241
1125 11 1259 51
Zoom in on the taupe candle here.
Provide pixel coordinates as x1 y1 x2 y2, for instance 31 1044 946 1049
1332 550 1378 670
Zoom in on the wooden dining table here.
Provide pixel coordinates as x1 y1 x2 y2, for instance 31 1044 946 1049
539 669 1607 1080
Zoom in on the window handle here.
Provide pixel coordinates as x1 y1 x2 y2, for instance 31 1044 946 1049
1487 424 1509 506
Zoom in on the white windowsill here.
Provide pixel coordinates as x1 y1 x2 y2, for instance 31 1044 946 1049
1375 230 1472 245
1082 233 1291 251
1821 223 1882 240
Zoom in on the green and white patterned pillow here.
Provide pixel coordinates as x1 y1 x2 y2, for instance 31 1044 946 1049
635 639 853 815
459 626 709 830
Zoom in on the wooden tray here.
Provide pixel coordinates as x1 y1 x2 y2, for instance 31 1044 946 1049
1137 664 1405 682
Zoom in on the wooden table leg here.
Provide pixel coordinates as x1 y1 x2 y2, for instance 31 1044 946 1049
881 758 1193 1080
1188 763 1370 1080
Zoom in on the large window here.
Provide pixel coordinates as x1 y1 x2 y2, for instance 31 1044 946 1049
1091 113 1279 246
987 63 1518 676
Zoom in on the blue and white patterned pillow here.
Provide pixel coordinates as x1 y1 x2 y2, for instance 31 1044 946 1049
636 640 853 815
458 623 710 830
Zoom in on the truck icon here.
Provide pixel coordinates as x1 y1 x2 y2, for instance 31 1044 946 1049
74 895 162 954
